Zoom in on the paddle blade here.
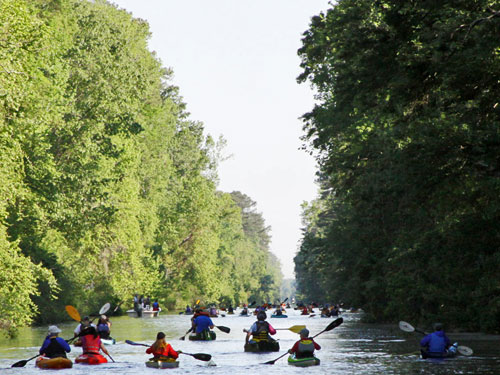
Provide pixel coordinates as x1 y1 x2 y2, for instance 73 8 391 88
65 305 81 322
11 360 28 368
325 317 343 331
125 340 149 347
289 325 306 334
216 325 230 334
191 353 212 361
457 345 473 356
399 321 415 333
99 303 111 315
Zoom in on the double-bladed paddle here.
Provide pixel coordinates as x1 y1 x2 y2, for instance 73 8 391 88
398 321 473 356
125 340 212 361
263 317 343 365
275 325 306 334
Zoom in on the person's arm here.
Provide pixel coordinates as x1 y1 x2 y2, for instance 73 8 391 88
146 346 153 354
39 338 49 355
444 334 451 349
208 318 214 329
57 337 71 353
268 323 276 335
313 339 321 350
288 341 299 354
100 342 109 356
166 344 179 359
420 334 431 347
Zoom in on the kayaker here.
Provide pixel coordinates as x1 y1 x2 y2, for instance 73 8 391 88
241 306 249 316
152 300 160 311
228 305 234 314
80 326 110 358
185 305 192 314
288 328 321 358
245 311 277 344
146 332 180 360
420 323 451 358
39 325 71 359
73 316 96 338
96 315 111 339
192 309 215 339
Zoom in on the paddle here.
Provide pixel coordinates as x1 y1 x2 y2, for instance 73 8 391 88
399 321 473 356
179 327 193 341
125 340 212 361
11 354 39 368
263 317 343 365
275 325 306 334
65 305 81 322
215 325 230 334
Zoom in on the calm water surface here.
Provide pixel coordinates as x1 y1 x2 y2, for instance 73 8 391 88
0 309 498 374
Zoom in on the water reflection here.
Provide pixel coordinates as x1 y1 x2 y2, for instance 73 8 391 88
0 310 498 374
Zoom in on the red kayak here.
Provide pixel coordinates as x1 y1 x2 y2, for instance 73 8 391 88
75 353 107 365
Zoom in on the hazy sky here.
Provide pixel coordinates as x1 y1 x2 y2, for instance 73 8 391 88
111 0 330 278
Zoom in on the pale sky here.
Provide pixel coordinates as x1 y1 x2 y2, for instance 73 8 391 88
111 0 330 278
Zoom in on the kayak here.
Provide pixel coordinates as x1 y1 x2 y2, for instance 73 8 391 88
188 331 216 341
271 314 288 318
145 359 180 369
75 353 108 365
421 350 457 359
287 354 320 367
101 338 116 345
35 356 73 369
244 340 280 352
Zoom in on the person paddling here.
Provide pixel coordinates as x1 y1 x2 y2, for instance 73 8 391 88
245 311 277 345
420 323 451 358
80 326 110 358
39 326 71 359
146 332 180 361
97 315 112 340
73 316 95 338
192 309 215 340
288 328 321 358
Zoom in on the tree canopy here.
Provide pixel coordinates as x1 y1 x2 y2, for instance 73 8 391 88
0 0 281 336
295 0 500 332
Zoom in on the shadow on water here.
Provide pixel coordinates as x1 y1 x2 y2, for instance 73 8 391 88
0 310 499 374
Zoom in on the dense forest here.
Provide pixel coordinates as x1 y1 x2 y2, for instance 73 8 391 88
294 1 500 333
0 0 281 336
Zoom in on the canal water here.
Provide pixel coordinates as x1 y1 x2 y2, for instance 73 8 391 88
0 308 499 374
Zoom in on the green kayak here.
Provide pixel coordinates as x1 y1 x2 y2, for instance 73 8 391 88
188 331 216 341
287 354 320 367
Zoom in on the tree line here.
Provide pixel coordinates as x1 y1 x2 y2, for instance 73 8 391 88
294 0 500 333
0 0 281 336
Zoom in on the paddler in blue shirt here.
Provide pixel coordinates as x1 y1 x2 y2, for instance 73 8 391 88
39 325 71 358
420 323 451 358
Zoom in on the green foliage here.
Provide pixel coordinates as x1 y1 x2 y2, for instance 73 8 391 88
0 0 282 335
295 0 500 332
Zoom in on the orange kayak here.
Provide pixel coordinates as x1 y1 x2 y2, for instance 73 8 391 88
35 356 73 369
75 353 107 365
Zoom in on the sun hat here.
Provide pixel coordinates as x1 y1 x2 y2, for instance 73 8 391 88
48 325 62 334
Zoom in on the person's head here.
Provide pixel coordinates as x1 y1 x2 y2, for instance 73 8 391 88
433 323 443 331
48 325 61 336
81 326 97 337
257 311 267 321
82 316 90 327
299 328 309 338
152 332 167 351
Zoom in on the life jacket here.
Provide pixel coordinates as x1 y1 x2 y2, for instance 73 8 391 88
254 321 270 341
428 332 447 354
45 337 67 358
297 339 315 358
82 335 101 355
